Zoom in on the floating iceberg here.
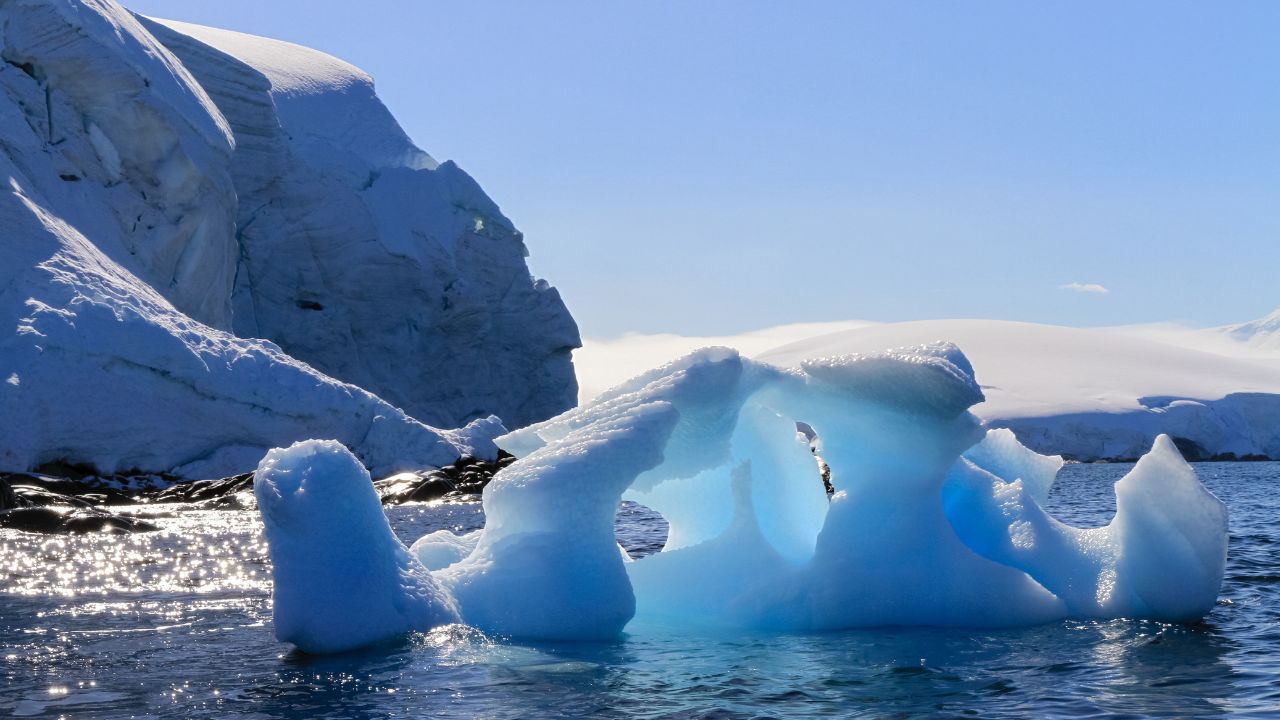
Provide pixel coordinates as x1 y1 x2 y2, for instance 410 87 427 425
256 344 1228 652
255 440 459 654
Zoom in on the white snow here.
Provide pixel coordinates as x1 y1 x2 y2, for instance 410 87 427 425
0 155 497 475
1 0 239 329
0 0 577 477
147 18 437 176
257 345 1228 650
575 321 871 403
761 319 1280 418
576 319 1280 460
1215 308 1280 357
1122 308 1280 361
142 15 581 429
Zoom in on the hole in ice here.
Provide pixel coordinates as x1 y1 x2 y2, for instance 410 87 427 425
615 500 668 559
795 421 833 497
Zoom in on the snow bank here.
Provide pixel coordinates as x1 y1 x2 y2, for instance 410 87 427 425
259 346 1228 651
255 441 459 654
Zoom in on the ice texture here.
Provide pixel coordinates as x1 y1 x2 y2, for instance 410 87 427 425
257 344 1229 652
255 441 459 654
0 0 576 478
142 16 580 430
498 344 1227 634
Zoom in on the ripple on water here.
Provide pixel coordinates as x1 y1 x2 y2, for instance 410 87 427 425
2 464 1279 718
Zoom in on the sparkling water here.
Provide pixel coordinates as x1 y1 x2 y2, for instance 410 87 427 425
2 463 1277 718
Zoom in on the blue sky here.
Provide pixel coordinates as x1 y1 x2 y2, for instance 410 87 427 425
130 1 1279 338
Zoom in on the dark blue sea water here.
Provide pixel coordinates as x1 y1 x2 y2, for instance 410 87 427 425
2 462 1277 718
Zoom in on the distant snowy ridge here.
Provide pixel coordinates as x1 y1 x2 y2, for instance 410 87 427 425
0 0 573 477
577 319 1280 461
1217 307 1280 355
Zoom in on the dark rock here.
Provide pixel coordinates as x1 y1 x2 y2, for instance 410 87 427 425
0 507 66 533
1171 436 1209 462
0 506 158 534
0 476 15 511
150 473 254 504
370 452 518 505
30 460 99 481
10 484 94 509
408 477 456 502
0 472 136 505
0 450 522 515
373 472 456 505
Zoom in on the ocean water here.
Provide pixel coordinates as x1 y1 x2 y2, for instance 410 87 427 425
1 462 1277 719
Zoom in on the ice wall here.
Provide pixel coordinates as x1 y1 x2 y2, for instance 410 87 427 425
1 0 238 329
0 0 504 477
143 17 581 430
1 0 580 476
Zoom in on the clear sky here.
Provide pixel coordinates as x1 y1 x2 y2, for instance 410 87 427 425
129 0 1279 338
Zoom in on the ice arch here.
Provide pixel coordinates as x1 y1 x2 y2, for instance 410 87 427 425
255 344 1228 652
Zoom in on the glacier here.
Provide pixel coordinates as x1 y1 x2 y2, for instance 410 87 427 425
141 17 580 429
254 344 1228 653
0 0 577 477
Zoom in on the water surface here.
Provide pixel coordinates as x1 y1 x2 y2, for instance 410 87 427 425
2 463 1277 718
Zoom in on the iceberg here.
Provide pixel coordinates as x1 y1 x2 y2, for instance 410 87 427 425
255 440 459 654
255 344 1229 651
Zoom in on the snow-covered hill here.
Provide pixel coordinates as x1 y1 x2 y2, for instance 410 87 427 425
1217 307 1280 356
577 319 1280 461
0 0 575 477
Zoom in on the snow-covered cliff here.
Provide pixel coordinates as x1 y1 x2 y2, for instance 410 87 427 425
0 0 576 477
141 18 580 429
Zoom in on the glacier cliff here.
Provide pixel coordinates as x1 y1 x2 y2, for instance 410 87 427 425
0 0 577 476
141 18 580 429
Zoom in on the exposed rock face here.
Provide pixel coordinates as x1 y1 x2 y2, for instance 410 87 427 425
143 18 580 429
0 0 579 477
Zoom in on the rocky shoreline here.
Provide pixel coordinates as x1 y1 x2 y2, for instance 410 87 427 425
3 448 1274 536
0 452 515 534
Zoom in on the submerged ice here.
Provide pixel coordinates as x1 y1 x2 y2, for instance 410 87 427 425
255 344 1229 652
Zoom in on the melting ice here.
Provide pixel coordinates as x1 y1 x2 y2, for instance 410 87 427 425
254 343 1228 653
